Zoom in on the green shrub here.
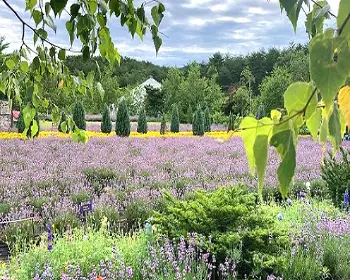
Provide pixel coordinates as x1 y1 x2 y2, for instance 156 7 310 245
83 167 117 196
160 114 167 135
204 106 211 132
70 190 91 205
170 104 179 133
58 112 70 133
101 103 112 133
87 206 120 232
124 199 152 227
0 202 10 214
115 99 130 137
29 197 48 212
72 102 86 130
321 147 350 207
153 185 289 278
192 105 204 136
137 106 148 134
186 104 193 124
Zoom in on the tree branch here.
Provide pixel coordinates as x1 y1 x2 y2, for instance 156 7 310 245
310 0 336 18
2 0 80 54
338 12 350 36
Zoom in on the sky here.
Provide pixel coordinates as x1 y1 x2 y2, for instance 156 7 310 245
0 0 341 66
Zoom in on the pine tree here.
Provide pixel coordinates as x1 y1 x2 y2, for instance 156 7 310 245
101 104 112 133
186 105 193 124
115 99 131 137
58 112 70 133
160 114 167 135
170 104 180 133
72 102 86 130
137 106 148 134
204 107 211 132
192 105 204 136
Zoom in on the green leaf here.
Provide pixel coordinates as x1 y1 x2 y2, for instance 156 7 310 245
66 20 75 46
58 49 66 60
82 46 90 60
88 0 97 14
23 105 36 128
279 0 304 31
31 56 40 72
254 135 269 195
97 82 105 101
153 35 162 55
151 6 160 26
310 29 350 109
51 106 60 125
337 0 350 37
26 0 37 10
45 15 57 32
20 61 29 72
320 110 328 143
60 121 67 133
86 71 94 89
32 9 43 26
306 108 322 141
30 120 39 138
36 28 48 40
49 47 56 59
270 126 296 198
97 13 106 27
328 103 342 151
50 0 68 16
70 3 80 18
32 93 40 108
6 59 15 70
109 0 120 16
45 2 51 15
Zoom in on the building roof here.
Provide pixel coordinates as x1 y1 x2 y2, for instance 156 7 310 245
137 76 162 90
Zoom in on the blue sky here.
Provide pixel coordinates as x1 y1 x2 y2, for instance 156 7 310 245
0 0 340 66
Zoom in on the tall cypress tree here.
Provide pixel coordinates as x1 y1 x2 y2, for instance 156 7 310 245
186 105 193 124
137 106 148 134
101 104 112 133
72 102 86 130
160 114 167 135
115 99 130 137
227 112 235 132
170 104 180 133
192 105 204 136
58 112 70 133
204 107 211 132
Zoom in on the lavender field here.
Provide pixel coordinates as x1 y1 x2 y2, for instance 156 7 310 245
0 136 330 223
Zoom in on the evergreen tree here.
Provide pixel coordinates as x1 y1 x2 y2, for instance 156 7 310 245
170 104 180 133
204 107 211 132
115 99 130 137
137 106 148 134
101 104 112 133
192 105 204 136
227 112 235 132
72 102 86 130
160 114 167 135
58 112 70 133
17 109 40 137
186 105 193 124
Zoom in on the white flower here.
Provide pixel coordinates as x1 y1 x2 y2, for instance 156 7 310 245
277 213 283 221
305 181 311 191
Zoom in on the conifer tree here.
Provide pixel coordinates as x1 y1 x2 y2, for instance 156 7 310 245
115 99 131 137
101 104 112 133
170 104 180 133
137 106 148 134
192 105 204 136
160 114 167 135
72 102 86 130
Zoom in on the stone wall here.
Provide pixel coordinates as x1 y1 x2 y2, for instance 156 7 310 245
0 100 11 131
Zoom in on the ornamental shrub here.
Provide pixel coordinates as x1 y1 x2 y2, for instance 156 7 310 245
115 99 131 137
204 106 211 132
160 114 167 135
186 104 193 124
321 147 350 208
192 105 204 136
72 102 86 130
170 104 179 133
101 103 112 133
227 112 235 131
153 185 289 278
58 112 70 133
137 106 148 134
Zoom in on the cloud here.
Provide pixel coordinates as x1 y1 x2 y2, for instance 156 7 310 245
0 0 341 66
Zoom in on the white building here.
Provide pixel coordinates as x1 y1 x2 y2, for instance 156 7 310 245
130 76 162 115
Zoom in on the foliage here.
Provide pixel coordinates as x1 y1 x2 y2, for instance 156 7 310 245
227 113 242 132
58 112 70 133
160 114 167 135
204 107 211 132
170 104 179 133
231 86 250 117
17 109 40 138
101 103 112 134
192 105 204 136
321 147 350 208
115 99 130 137
153 186 289 278
144 85 165 117
137 107 147 134
72 102 86 130
186 104 193 124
